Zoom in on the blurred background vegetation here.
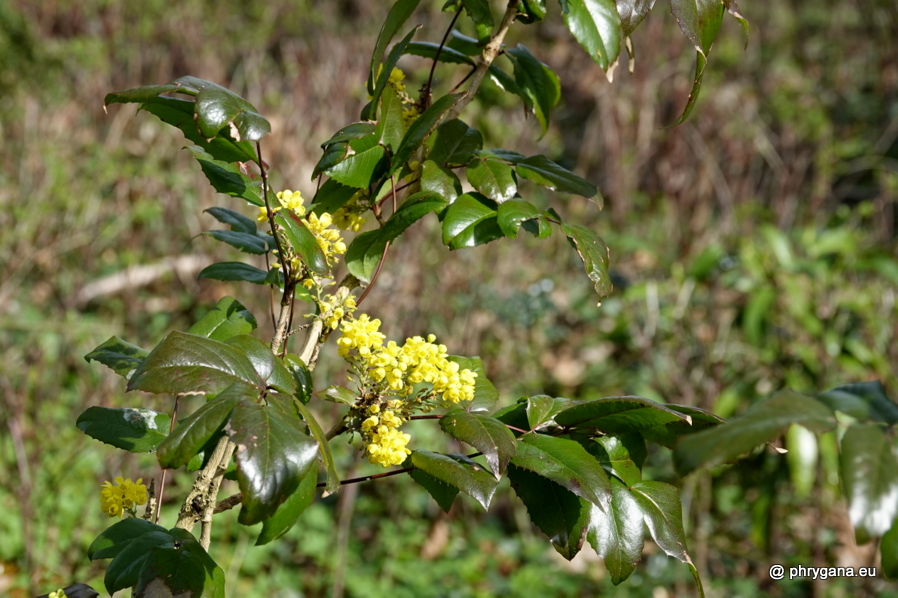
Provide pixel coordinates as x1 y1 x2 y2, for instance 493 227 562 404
1 0 897 596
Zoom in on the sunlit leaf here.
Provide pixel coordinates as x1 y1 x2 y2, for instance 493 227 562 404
840 423 898 544
441 193 503 250
410 451 499 509
559 0 621 75
77 407 170 454
187 296 258 342
440 409 516 477
85 336 149 380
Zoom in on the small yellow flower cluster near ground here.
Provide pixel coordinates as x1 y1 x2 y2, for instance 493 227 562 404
360 402 411 467
100 476 147 518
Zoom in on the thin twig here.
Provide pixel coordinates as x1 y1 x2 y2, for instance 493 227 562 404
423 9 462 109
156 395 179 524
319 466 416 488
356 241 390 307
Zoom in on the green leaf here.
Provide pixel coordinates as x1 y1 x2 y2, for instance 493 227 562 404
369 0 422 93
561 223 613 298
511 434 612 509
508 465 588 559
369 27 420 120
448 30 482 54
322 122 377 148
466 155 517 202
487 63 525 99
84 336 149 380
198 262 270 285
224 335 295 394
345 229 386 283
518 0 548 23
817 381 898 425
497 199 540 238
293 399 339 495
128 331 264 395
284 354 313 403
135 536 225 598
410 451 499 509
409 467 460 513
316 385 359 406
324 136 388 189
191 79 270 143
204 230 268 254
204 207 258 234
587 433 646 486
257 467 318 545
229 401 319 525
506 45 561 135
185 146 264 205
441 193 502 250
104 84 186 106
313 142 350 179
526 395 574 430
156 385 250 469
639 404 724 449
425 119 484 167
404 41 475 65
840 423 898 543
494 398 530 432
669 0 725 124
104 530 175 594
555 396 687 433
446 355 499 412
725 0 749 48
77 407 170 453
311 180 357 216
461 0 494 38
522 214 552 238
377 86 407 152
440 409 516 477
275 213 329 276
629 481 692 563
391 93 464 175
187 296 258 342
882 522 898 579
616 0 655 37
560 0 622 74
674 389 836 476
588 477 645 584
516 154 602 205
421 160 462 202
88 518 166 561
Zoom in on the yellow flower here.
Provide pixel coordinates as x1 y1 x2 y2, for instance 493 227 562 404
48 590 67 598
100 477 148 518
277 189 306 216
388 67 406 92
257 205 281 222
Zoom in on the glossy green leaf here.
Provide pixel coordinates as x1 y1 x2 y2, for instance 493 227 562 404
785 424 818 499
409 467 460 512
204 207 258 235
325 135 388 189
882 523 898 579
104 84 185 106
446 355 499 413
224 335 295 394
345 229 386 283
516 154 602 205
128 331 264 395
518 0 548 23
192 80 270 143
369 0 422 94
506 45 561 135
817 381 898 425
441 193 502 249
674 389 836 476
284 354 313 403
497 199 540 238
447 30 482 54
588 477 645 584
104 530 175 594
293 399 339 495
257 467 318 545
403 41 475 66
560 0 621 74
390 93 463 175
322 122 377 148
156 384 251 469
617 0 656 36
377 86 406 152
629 481 692 564
369 27 419 120
587 433 646 486
440 408 516 477
511 434 612 509
204 230 267 254
275 213 329 276
526 395 574 430
187 296 258 342
639 404 724 448
522 214 553 238
77 407 170 453
421 160 462 202
313 142 350 179
556 396 687 433
494 398 530 432
198 262 269 285
466 155 517 202
562 223 613 298
508 465 588 560
186 146 264 205
84 336 149 380
426 119 484 167
229 401 319 525
669 0 725 124
461 0 494 38
311 179 357 216
316 385 359 405
88 518 167 560
135 536 225 598
410 451 499 509
840 423 898 543
725 0 749 47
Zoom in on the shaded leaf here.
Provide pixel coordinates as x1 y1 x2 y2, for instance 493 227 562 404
882 523 898 579
421 159 463 202
321 122 377 148
526 395 574 430
192 79 270 143
466 155 517 202
88 518 166 561
324 136 388 189
817 380 898 425
669 0 725 124
369 0 422 93
186 145 264 205
316 385 358 405
204 207 258 234
410 450 499 509
409 467 460 512
562 223 613 298
85 336 148 380
506 45 561 135
516 154 602 205
404 41 475 65
104 530 175 594
560 0 622 75
377 86 407 152
204 230 267 254
257 467 318 545
187 296 258 342
587 433 646 486
426 119 484 166
840 423 898 543
77 407 170 453
555 396 687 433
284 354 313 403
275 213 328 276
440 408 516 477
135 536 225 598
293 399 340 495
617 0 656 36
640 404 724 448
224 335 295 394
390 93 464 175
310 179 357 215
198 262 269 285
629 481 692 563
462 0 494 38
312 142 350 179
369 27 419 120
588 477 644 584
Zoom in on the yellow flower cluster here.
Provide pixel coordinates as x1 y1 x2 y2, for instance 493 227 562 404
333 207 367 232
100 477 147 518
319 291 357 330
360 402 411 467
388 67 406 92
304 211 347 261
402 105 420 127
48 590 67 598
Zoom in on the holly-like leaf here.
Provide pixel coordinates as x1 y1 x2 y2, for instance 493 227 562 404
321 122 377 148
228 401 319 525
390 93 463 175
185 146 264 206
640 404 724 448
88 518 167 561
817 381 898 425
310 179 358 216
368 27 420 120
555 396 687 433
85 336 149 380
446 355 499 413
674 389 836 476
135 535 225 598
410 451 499 509
275 213 328 276
617 0 656 36
198 262 270 285
187 296 258 342
516 154 602 205
204 230 268 254
629 481 692 563
421 160 463 202
440 409 516 478
293 399 339 495
526 395 574 430
204 207 258 235
313 142 350 179
104 530 177 595
324 135 388 189
128 331 264 396
510 434 612 509
257 466 318 545
560 0 622 75
426 119 484 167
587 433 646 486
284 354 313 404
316 385 359 405
506 45 561 135
345 229 386 284
77 407 170 453
508 465 589 560
377 86 407 152
466 154 517 202
409 467 460 513
587 477 644 584
156 383 253 469
441 193 503 250
190 78 270 143
403 41 475 66
561 223 613 298
669 0 725 124
224 335 295 394
518 0 548 23
840 423 898 544
497 199 540 238
461 0 494 38
369 0 422 94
